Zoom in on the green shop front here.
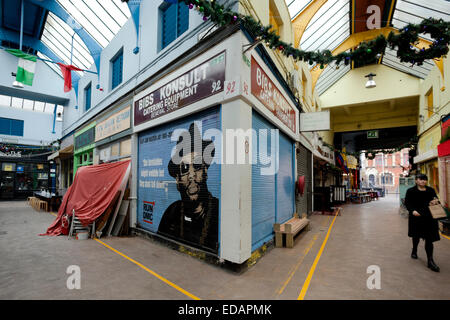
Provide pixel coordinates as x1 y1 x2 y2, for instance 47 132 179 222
73 122 96 177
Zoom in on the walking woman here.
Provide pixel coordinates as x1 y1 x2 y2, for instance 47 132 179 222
405 174 440 272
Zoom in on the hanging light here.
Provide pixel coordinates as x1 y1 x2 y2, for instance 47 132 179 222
365 73 376 89
12 81 24 88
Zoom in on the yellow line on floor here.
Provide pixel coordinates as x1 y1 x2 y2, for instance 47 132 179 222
94 238 201 300
277 234 319 296
297 210 339 300
440 232 450 241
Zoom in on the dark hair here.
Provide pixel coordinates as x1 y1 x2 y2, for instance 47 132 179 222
415 173 428 181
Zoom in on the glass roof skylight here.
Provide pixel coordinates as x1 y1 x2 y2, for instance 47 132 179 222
285 0 450 95
39 0 131 75
37 52 63 79
0 94 64 116
41 12 93 76
55 0 131 48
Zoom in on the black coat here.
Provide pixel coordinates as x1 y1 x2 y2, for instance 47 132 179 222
405 186 440 242
157 192 219 253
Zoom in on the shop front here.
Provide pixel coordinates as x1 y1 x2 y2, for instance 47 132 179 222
94 102 132 165
0 145 52 200
73 122 96 178
48 133 74 196
132 31 300 264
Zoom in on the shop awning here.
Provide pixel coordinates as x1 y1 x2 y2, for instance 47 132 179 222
47 145 73 160
40 159 131 236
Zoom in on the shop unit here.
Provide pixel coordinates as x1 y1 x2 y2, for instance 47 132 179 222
94 101 132 165
73 122 96 177
0 146 52 200
48 133 75 196
131 29 306 264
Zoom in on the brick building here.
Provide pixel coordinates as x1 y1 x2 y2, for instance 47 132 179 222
360 148 411 194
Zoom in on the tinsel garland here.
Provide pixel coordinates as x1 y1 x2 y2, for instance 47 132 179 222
166 0 450 68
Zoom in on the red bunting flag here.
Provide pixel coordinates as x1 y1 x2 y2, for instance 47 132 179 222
57 63 83 92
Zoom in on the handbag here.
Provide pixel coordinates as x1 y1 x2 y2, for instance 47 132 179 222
428 203 447 219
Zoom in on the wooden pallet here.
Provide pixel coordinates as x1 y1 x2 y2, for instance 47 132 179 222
274 213 310 248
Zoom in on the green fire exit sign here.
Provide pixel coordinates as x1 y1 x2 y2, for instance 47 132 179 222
367 130 379 139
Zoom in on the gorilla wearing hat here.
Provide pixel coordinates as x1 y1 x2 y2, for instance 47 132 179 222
157 122 219 253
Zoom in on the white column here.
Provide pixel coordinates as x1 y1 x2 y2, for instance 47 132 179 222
130 133 138 228
220 99 252 263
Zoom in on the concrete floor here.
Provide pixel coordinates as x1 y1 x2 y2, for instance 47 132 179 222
0 195 449 300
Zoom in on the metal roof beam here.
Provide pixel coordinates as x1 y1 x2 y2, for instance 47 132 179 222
292 0 329 49
127 0 141 53
25 0 101 73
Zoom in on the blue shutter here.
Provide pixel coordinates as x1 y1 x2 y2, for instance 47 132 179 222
10 119 24 136
111 51 123 90
0 118 23 136
177 1 189 36
251 111 276 251
251 111 295 251
0 117 10 135
85 83 91 111
162 3 177 48
276 132 294 223
162 1 189 49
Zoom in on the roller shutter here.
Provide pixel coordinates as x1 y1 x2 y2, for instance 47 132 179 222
251 112 276 251
137 107 221 254
296 143 312 216
251 111 295 251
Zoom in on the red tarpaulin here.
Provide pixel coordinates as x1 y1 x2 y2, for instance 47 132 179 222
40 160 131 236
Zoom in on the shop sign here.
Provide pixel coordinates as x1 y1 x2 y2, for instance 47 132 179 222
251 56 296 133
95 106 131 142
317 146 334 161
0 151 22 157
99 147 112 162
2 163 15 172
75 127 95 150
17 165 24 173
299 111 330 132
134 51 226 126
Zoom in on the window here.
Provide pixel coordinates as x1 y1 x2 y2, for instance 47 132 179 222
403 153 409 166
161 0 189 49
381 173 394 185
84 83 92 111
375 155 383 166
0 117 24 137
426 88 433 118
369 174 376 186
111 49 123 90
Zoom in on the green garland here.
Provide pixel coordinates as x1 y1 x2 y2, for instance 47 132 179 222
172 0 450 67
323 136 418 161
